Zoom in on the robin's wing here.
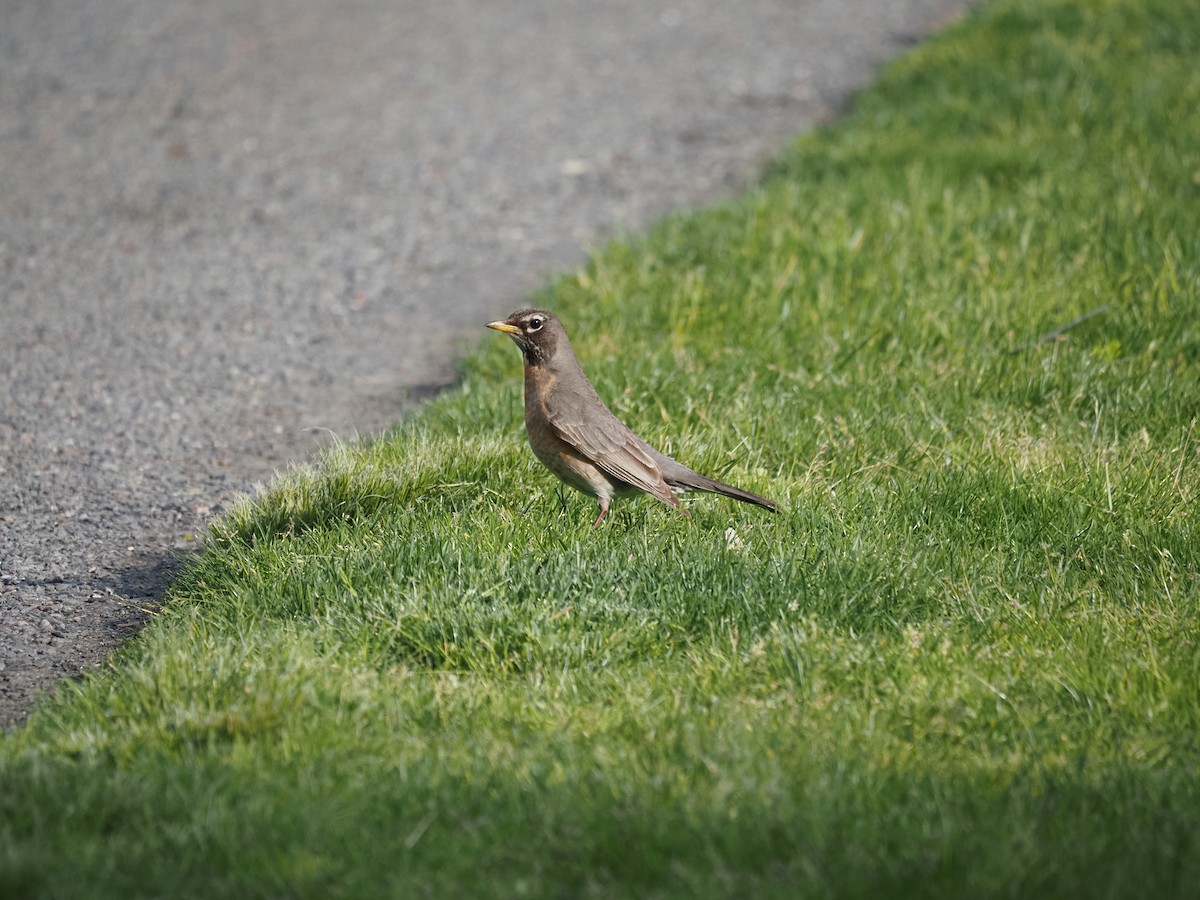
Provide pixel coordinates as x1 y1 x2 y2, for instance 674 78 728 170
543 389 680 507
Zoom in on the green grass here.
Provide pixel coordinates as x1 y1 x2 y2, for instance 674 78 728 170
4 0 1199 896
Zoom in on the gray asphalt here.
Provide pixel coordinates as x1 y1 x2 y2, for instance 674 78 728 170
0 0 969 728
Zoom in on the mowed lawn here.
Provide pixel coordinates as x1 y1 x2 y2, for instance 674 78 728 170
3 0 1198 897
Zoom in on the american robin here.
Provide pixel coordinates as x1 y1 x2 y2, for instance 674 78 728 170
487 308 777 527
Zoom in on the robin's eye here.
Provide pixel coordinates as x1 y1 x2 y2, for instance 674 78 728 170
527 317 544 331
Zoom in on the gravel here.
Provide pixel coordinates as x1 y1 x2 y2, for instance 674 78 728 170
0 0 970 729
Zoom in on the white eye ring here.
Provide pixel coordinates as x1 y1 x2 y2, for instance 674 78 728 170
528 317 544 331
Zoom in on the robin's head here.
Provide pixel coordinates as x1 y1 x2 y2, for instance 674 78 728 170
486 308 565 365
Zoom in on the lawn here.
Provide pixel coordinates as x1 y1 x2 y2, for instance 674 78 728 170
3 0 1198 897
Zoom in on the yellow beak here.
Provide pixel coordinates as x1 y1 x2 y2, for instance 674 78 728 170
486 321 521 335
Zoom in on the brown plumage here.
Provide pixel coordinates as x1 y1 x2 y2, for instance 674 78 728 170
487 308 777 527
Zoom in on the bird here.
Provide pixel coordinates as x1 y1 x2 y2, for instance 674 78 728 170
486 308 777 527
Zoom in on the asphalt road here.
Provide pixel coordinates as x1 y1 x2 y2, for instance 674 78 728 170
0 0 970 728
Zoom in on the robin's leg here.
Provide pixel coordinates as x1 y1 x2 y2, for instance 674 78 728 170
591 496 611 528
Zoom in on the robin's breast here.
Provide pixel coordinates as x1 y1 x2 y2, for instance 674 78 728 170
523 383 617 499
524 407 601 495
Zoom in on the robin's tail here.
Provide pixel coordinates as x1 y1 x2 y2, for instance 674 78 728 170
668 472 778 513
